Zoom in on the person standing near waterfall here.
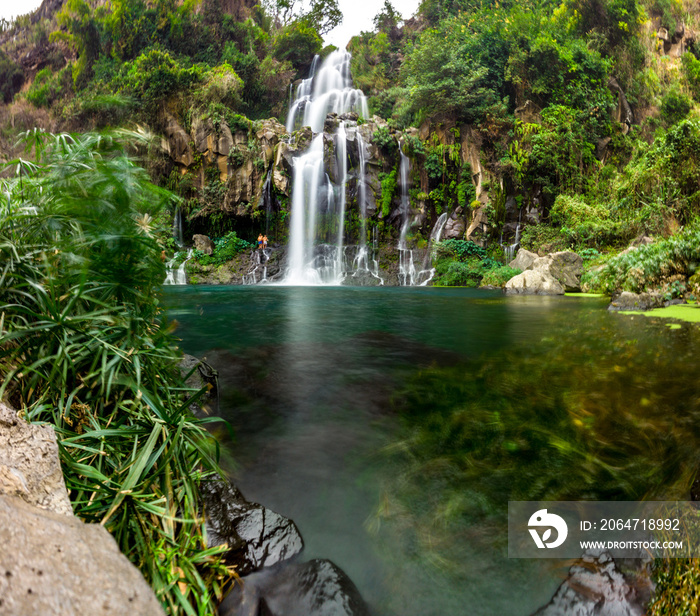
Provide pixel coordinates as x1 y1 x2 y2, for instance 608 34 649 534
257 233 263 249
263 235 268 250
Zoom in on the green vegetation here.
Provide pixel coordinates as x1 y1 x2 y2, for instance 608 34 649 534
192 231 254 266
584 224 700 294
0 131 233 615
433 240 502 286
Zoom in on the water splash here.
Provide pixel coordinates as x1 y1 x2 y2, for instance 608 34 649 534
164 248 192 285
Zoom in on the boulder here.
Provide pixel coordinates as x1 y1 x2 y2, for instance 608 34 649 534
202 480 303 576
508 248 539 272
505 270 565 295
193 234 215 255
0 495 165 616
0 401 72 516
532 251 584 292
608 292 664 311
533 551 644 616
219 559 371 616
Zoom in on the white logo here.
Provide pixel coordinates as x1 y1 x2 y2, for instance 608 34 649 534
528 509 568 548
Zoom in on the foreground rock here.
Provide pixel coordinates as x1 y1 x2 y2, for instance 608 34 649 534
0 401 72 516
178 354 218 416
608 291 664 311
533 552 645 616
202 480 304 576
509 248 539 272
505 270 565 295
0 496 165 616
0 401 164 616
219 559 371 616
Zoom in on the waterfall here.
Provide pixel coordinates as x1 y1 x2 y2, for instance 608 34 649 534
286 51 369 134
431 212 449 244
283 50 370 285
504 208 523 262
398 143 414 286
353 129 370 273
335 122 348 282
259 168 273 236
172 207 184 247
164 248 192 285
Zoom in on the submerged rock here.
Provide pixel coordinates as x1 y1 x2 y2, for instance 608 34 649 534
202 480 304 576
219 559 371 616
608 291 664 311
505 270 565 295
533 551 645 616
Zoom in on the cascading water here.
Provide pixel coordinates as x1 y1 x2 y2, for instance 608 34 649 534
504 208 523 262
172 206 184 247
164 248 193 285
397 143 415 286
286 51 369 134
283 50 370 285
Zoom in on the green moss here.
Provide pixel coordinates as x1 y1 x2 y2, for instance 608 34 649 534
565 292 607 297
618 305 700 323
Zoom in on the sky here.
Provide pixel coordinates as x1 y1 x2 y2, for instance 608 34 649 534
325 0 422 48
0 0 423 46
0 0 43 22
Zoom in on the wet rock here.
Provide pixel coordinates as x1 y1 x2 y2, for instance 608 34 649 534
532 251 584 292
0 401 72 516
0 495 165 616
178 354 218 416
193 234 215 255
608 291 664 311
217 123 234 157
505 270 565 295
219 559 371 616
202 480 303 576
509 248 539 272
533 551 644 616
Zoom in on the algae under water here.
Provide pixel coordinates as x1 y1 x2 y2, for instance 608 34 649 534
163 286 700 616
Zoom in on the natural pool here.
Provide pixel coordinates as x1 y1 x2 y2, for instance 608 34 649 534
162 286 700 616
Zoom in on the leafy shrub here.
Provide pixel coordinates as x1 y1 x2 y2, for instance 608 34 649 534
271 21 322 75
434 259 485 287
373 126 397 152
198 63 243 108
660 83 693 126
520 224 571 254
0 130 232 615
379 169 397 217
194 231 254 266
586 225 700 293
0 51 23 103
438 239 489 261
480 265 521 287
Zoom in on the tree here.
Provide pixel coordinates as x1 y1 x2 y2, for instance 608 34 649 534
263 0 342 35
373 0 401 34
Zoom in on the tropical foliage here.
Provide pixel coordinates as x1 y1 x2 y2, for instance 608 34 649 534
0 130 234 615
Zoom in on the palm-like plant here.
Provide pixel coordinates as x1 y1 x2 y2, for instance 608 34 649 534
0 130 234 615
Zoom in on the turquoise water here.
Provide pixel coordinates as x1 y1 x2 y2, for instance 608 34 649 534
162 286 700 615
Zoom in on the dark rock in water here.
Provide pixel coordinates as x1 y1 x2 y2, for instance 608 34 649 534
664 298 686 307
179 354 219 416
608 291 664 311
533 552 644 616
202 480 303 576
219 559 371 616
